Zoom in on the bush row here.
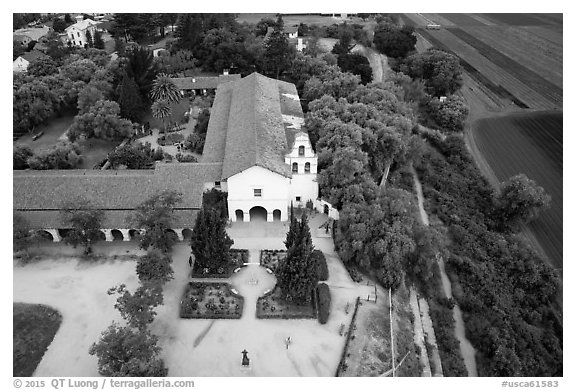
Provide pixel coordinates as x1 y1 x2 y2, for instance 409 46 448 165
316 283 331 324
311 249 329 281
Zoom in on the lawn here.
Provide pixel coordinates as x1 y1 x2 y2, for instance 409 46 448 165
14 113 75 149
13 303 62 377
141 100 190 132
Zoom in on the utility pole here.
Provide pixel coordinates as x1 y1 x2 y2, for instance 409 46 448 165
389 287 395 377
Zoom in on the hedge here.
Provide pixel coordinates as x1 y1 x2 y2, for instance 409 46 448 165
312 249 329 281
316 283 331 324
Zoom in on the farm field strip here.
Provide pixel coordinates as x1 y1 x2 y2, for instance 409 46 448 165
498 26 563 63
465 26 562 67
472 113 563 269
447 28 562 106
438 13 487 26
459 72 507 111
420 13 455 26
419 29 557 110
480 13 547 26
414 33 433 52
517 26 563 46
461 27 562 88
468 14 497 26
530 13 563 25
402 13 431 27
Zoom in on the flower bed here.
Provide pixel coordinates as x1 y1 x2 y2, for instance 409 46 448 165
180 282 244 319
256 287 317 320
191 249 249 278
260 250 287 273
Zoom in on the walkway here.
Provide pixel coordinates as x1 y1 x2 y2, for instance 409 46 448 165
411 165 478 377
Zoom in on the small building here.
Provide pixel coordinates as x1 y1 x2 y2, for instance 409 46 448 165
13 50 49 72
65 16 100 47
172 72 241 97
13 26 51 46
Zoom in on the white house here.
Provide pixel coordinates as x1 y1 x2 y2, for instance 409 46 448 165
13 50 48 72
65 16 99 47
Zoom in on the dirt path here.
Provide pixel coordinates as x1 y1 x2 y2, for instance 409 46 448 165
411 165 478 376
408 288 432 377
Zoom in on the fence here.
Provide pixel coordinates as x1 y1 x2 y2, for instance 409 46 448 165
335 296 361 376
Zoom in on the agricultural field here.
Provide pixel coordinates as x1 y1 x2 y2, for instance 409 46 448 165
402 13 562 110
471 112 563 270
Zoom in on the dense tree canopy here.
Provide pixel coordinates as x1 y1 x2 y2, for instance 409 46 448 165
89 323 168 377
108 283 164 330
68 100 134 142
27 142 82 170
128 190 183 252
136 249 174 284
373 23 417 58
496 174 551 231
108 142 156 169
60 197 105 254
337 53 373 85
426 95 469 133
263 15 296 79
399 49 463 97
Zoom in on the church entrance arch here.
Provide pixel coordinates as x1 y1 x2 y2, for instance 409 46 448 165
235 209 244 222
249 206 267 222
273 209 281 221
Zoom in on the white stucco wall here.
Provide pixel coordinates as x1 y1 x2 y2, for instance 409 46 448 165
13 57 29 72
227 166 290 222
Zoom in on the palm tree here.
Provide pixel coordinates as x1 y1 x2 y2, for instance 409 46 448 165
151 99 171 134
150 73 181 104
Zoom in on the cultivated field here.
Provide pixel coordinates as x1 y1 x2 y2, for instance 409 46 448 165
471 112 563 269
402 13 563 111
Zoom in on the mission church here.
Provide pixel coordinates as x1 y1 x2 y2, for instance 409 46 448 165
13 73 337 242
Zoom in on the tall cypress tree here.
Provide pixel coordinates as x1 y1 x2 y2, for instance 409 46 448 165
284 202 298 250
263 15 295 79
116 71 146 123
277 212 318 304
94 30 105 50
190 207 234 273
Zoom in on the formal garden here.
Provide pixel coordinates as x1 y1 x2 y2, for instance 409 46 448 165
180 282 244 319
191 248 249 278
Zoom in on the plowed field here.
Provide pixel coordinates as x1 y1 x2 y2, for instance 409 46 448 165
472 112 563 269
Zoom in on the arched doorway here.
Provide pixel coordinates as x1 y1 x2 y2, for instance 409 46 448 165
111 229 124 241
166 229 178 242
249 206 267 222
182 228 193 240
235 209 244 222
95 230 106 242
273 209 281 221
129 229 141 239
37 230 54 242
324 204 329 215
58 229 73 239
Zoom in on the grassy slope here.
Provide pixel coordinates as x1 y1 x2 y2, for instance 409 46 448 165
13 303 62 377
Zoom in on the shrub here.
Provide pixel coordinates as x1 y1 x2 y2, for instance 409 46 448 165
312 249 329 281
157 132 184 146
14 145 34 170
27 141 82 170
175 153 197 162
317 283 331 324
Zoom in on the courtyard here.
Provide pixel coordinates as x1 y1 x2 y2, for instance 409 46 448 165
13 214 375 376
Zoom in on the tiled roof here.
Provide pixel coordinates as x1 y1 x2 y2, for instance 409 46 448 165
19 50 48 63
13 163 222 229
172 74 241 91
202 73 306 179
13 27 50 41
65 18 99 32
221 73 293 179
